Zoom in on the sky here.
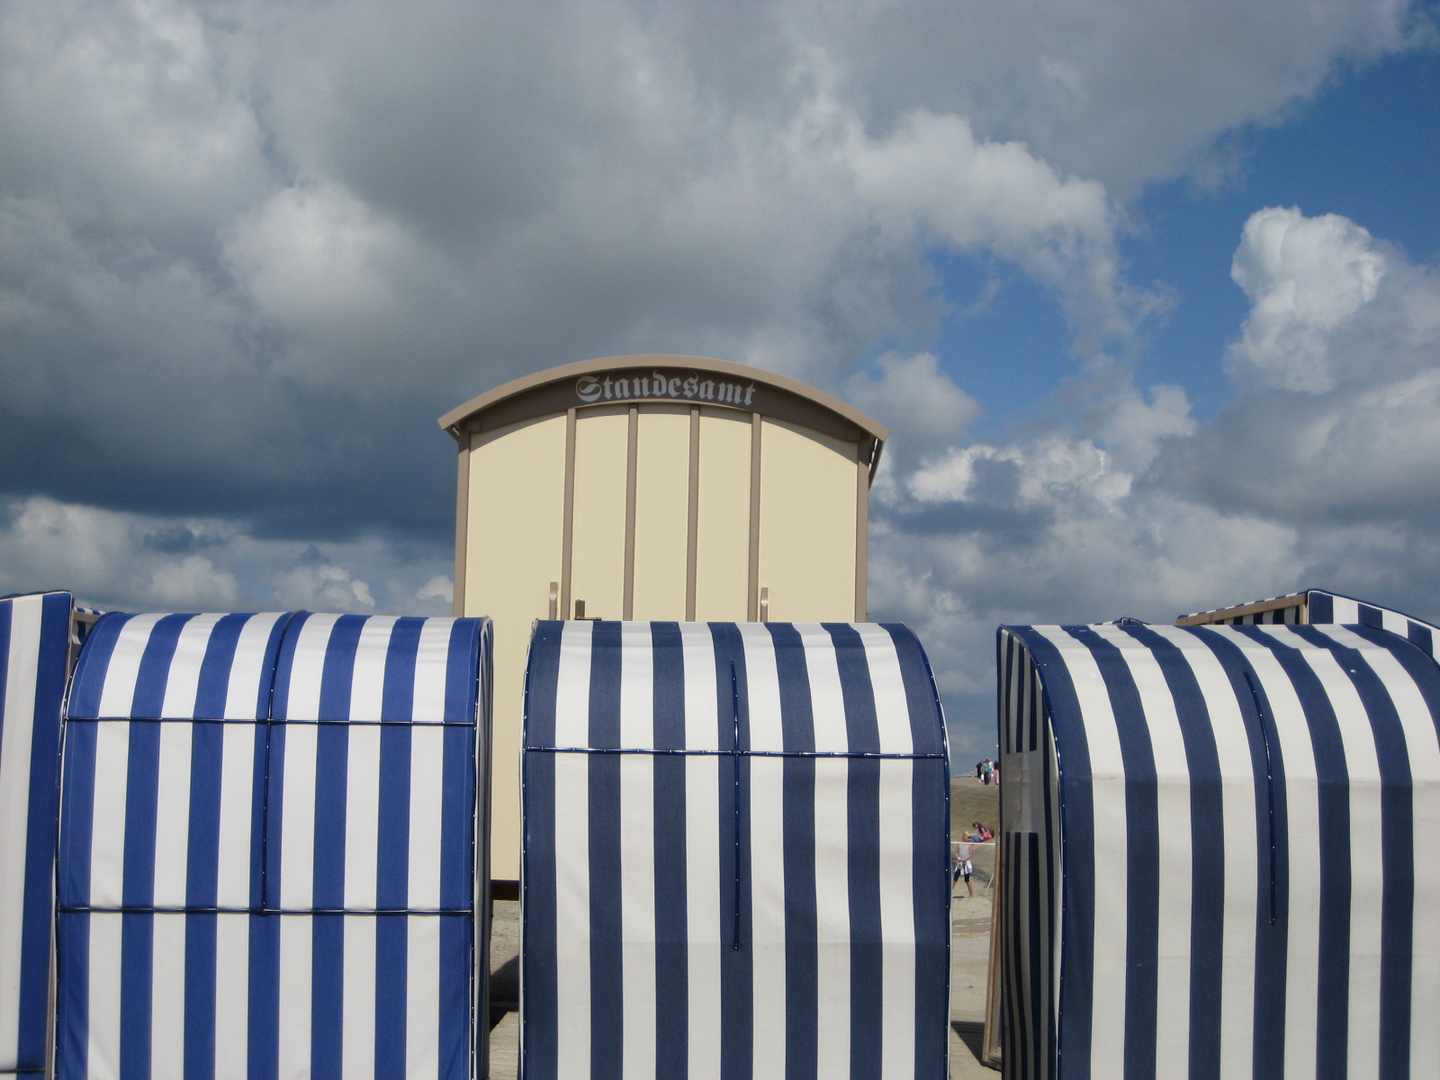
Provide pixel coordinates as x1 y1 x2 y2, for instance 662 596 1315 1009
2 0 1438 761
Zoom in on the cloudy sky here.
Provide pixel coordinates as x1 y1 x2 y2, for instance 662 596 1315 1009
2 0 1438 758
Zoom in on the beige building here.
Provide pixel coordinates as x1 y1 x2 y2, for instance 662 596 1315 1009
439 355 887 885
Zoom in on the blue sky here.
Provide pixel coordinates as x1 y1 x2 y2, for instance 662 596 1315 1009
1 0 1437 760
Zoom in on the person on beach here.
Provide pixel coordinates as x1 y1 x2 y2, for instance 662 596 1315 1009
951 839 974 898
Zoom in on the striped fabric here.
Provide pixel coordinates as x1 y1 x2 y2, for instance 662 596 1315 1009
0 593 73 1078
998 621 1440 1080
1178 589 1439 656
56 612 491 1080
521 621 951 1080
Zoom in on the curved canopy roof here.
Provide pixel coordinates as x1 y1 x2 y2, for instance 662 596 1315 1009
439 354 887 465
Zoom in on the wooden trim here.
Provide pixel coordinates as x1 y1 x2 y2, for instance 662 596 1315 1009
559 408 577 621
855 444 869 621
623 405 639 620
1176 593 1306 626
453 436 470 617
686 406 700 621
747 413 762 621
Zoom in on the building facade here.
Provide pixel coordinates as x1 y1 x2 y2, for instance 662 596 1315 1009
439 355 886 882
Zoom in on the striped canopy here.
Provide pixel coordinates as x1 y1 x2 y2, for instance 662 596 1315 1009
57 611 491 1080
0 593 73 1078
521 620 951 1080
998 620 1440 1080
1180 588 1439 657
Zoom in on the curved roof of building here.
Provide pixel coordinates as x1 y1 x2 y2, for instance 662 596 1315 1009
439 355 888 457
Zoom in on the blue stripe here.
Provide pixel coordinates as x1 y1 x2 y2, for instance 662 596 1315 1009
881 624 947 758
1359 604 1384 628
1408 622 1433 656
1307 591 1334 623
520 746 558 1079
269 612 311 721
247 914 280 1080
187 722 224 907
1124 626 1226 1080
651 623 688 1077
381 618 423 722
911 755 950 1079
824 624 881 754
263 725 287 909
1068 626 1161 1078
438 914 472 1080
588 622 623 1080
782 754 818 1079
311 725 349 910
1295 626 1414 1077
316 616 365 721
15 594 69 1067
1235 627 1344 1077
1005 626 1094 1075
58 720 98 908
120 911 153 1080
375 914 407 1075
55 912 91 1078
1186 628 1288 1077
846 756 881 1080
65 612 132 719
767 624 815 753
122 722 162 909
193 615 246 719
708 624 753 1080
523 622 563 750
310 914 343 1080
376 726 412 909
444 619 480 723
439 725 474 910
130 614 192 718
184 912 217 1080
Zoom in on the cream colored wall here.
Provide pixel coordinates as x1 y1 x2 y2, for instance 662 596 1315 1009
693 409 752 620
631 406 691 619
569 408 630 621
464 414 567 881
756 417 858 622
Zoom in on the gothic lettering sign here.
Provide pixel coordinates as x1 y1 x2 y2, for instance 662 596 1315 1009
575 369 757 408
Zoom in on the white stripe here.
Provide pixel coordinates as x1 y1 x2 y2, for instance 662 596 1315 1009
159 613 222 717
1328 597 1362 624
738 624 784 752
553 623 594 748
684 754 722 1080
408 728 445 909
225 614 286 719
213 914 250 1080
1151 626 1259 1075
1094 626 1193 1072
412 618 457 723
216 724 258 908
795 625 849 752
277 916 312 1080
342 915 376 1080
1043 629 1129 1068
853 624 913 755
151 722 194 906
344 726 382 909
812 759 851 1079
279 614 340 721
748 755 786 1080
1326 627 1440 1071
679 623 720 751
0 596 41 1065
619 624 657 1079
877 757 915 1077
151 914 187 1078
406 916 441 1080
87 913 123 1080
552 751 590 1079
279 725 318 908
95 614 167 717
349 616 399 723
1288 630 1384 1079
88 722 132 907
